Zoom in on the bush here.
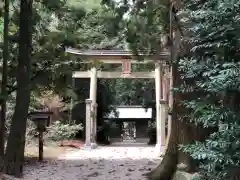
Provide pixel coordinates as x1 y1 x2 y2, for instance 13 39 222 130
25 120 39 145
46 121 83 146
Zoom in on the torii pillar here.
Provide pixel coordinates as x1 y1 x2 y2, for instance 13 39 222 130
155 62 166 154
84 65 98 149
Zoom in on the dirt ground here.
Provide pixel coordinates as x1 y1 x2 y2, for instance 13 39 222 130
25 142 76 159
1 140 82 179
0 141 196 180
2 141 161 180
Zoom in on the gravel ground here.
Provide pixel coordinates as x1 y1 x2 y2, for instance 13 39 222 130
10 143 161 180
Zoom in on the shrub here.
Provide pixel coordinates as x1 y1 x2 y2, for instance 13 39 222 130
46 121 83 146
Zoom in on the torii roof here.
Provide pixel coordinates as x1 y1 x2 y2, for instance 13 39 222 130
65 47 170 60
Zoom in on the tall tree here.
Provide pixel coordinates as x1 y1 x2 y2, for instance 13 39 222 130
0 0 9 158
3 0 33 176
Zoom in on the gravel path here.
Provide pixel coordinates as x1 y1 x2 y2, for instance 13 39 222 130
18 143 161 180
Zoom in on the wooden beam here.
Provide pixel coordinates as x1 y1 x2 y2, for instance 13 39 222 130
65 48 170 63
73 59 155 64
92 59 154 64
73 71 155 79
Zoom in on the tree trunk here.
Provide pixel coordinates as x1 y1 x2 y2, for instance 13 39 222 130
0 0 9 159
146 61 184 179
146 1 213 177
146 3 199 177
146 105 178 180
146 56 203 179
3 0 33 177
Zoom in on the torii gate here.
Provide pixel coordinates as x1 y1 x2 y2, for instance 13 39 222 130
66 48 170 153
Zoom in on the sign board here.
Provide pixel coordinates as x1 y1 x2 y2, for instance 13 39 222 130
29 111 52 121
122 59 131 74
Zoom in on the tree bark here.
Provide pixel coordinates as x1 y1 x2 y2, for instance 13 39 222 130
146 2 199 178
146 1 214 178
3 0 33 177
0 0 9 159
146 56 204 179
146 62 184 180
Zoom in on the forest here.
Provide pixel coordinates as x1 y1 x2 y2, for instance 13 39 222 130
0 0 240 180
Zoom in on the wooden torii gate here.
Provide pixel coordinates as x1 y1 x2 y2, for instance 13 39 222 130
66 47 170 153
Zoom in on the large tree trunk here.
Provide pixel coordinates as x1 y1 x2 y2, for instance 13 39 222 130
3 0 33 177
146 1 213 178
146 57 205 179
146 61 196 180
0 0 9 159
146 2 198 178
146 79 213 180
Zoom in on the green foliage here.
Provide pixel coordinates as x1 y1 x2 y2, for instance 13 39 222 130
114 64 155 105
179 0 240 179
102 0 171 107
46 121 83 144
25 120 39 145
0 17 3 34
1 0 161 116
5 96 16 138
0 0 126 124
103 0 170 53
1 0 125 94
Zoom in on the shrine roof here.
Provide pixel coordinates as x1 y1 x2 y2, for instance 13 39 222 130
105 106 152 119
65 47 170 57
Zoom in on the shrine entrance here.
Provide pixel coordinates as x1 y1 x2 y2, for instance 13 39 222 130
122 121 136 143
66 48 170 154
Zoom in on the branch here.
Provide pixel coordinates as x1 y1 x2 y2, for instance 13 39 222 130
7 69 45 95
172 4 184 36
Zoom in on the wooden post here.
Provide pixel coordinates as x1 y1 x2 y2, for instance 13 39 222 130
84 99 92 148
92 103 98 143
90 66 97 105
162 71 168 101
168 66 173 139
162 69 169 138
160 99 167 144
89 66 97 146
155 62 165 154
38 131 43 161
